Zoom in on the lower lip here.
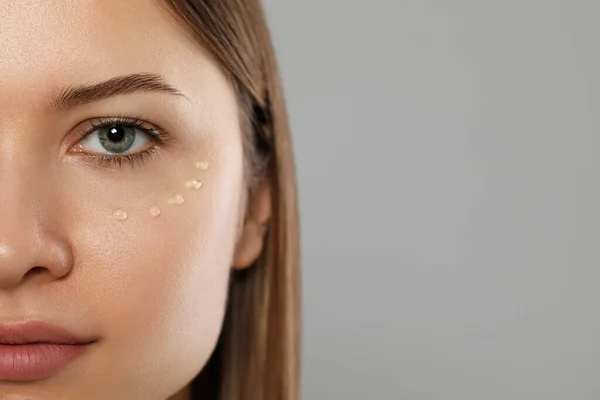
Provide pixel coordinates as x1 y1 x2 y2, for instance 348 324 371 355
0 343 88 381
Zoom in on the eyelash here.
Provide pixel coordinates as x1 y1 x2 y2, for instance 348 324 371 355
74 115 173 168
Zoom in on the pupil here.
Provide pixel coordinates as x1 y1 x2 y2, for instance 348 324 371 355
107 126 125 142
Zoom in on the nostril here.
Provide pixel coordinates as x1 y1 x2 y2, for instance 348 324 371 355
25 266 47 278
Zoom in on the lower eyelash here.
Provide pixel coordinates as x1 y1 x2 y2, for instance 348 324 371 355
79 145 162 169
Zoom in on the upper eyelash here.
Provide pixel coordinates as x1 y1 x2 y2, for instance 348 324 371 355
78 115 172 144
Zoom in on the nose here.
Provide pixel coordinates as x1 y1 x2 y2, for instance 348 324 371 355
0 163 73 290
0 232 73 290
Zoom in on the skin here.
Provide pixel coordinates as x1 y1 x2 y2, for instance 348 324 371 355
0 0 270 399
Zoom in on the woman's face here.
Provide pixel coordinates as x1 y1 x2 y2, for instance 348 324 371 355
0 0 257 398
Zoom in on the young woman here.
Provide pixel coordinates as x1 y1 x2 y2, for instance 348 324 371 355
0 0 299 399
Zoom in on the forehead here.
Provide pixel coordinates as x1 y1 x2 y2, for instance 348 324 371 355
0 0 201 94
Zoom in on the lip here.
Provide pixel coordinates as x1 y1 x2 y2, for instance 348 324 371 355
0 321 96 381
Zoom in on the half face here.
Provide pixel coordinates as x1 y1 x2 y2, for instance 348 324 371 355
0 0 250 398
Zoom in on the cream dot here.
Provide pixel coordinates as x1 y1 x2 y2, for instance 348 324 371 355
184 179 203 190
168 194 186 205
149 206 161 217
112 209 128 221
195 161 209 170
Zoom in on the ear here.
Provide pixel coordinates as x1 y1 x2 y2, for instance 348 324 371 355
232 179 271 270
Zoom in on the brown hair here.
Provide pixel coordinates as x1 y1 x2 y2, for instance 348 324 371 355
162 1 300 399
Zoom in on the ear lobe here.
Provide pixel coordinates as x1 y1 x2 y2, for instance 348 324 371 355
232 180 271 270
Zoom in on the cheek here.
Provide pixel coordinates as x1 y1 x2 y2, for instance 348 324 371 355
59 137 244 397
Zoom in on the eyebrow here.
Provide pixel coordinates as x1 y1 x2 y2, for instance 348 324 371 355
51 73 186 110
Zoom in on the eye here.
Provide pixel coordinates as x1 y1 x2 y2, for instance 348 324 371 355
69 116 173 168
78 123 151 155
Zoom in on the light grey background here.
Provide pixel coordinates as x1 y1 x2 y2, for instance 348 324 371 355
263 1 599 399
